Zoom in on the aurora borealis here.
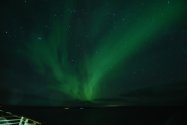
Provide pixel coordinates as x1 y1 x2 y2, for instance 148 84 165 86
1 0 187 106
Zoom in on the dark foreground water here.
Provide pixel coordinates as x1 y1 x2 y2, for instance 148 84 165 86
1 106 186 125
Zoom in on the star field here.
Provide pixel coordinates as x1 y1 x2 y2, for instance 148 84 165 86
0 0 187 106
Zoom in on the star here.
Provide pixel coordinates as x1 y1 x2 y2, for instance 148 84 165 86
37 37 43 40
24 0 27 4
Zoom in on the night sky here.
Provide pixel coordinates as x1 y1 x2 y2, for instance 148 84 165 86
0 0 187 106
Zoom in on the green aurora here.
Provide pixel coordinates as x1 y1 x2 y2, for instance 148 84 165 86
21 0 186 102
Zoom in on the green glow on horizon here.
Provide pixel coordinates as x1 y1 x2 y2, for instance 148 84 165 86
24 1 185 101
